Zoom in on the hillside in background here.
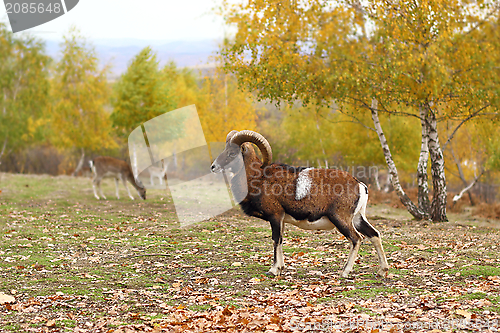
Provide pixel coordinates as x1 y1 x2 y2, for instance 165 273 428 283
45 38 220 78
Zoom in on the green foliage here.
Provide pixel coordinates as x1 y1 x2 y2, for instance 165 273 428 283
0 22 50 153
111 47 178 138
49 27 115 151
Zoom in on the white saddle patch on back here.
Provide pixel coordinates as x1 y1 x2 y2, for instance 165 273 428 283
295 168 313 200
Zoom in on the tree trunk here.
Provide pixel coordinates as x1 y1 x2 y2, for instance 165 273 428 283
373 167 381 191
131 143 138 178
72 148 85 177
383 172 392 193
426 108 448 222
172 147 178 171
417 106 431 217
370 100 426 220
0 137 7 165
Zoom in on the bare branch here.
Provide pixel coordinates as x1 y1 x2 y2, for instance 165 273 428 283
319 109 376 132
448 144 474 205
441 104 492 151
452 169 486 204
351 96 424 120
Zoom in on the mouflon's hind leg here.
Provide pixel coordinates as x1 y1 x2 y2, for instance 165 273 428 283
352 183 389 277
353 214 389 277
327 213 362 278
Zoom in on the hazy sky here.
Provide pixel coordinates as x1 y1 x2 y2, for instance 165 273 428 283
1 0 230 42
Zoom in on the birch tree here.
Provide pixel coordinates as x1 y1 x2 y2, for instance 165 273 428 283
50 27 116 170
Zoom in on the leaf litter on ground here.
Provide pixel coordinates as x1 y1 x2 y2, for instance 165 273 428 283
0 175 499 332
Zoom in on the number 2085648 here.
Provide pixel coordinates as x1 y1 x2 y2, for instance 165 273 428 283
5 2 62 14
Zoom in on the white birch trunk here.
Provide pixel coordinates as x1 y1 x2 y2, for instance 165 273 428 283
373 167 381 191
0 137 7 164
370 100 426 220
417 106 430 217
426 109 448 221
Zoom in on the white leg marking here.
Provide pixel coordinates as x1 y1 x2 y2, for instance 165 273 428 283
295 168 313 200
277 215 285 269
370 236 389 276
341 241 361 278
268 243 284 276
268 214 285 276
353 182 389 276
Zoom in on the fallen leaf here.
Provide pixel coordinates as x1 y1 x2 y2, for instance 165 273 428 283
222 305 232 316
0 293 15 304
46 319 56 327
456 309 472 319
154 277 168 284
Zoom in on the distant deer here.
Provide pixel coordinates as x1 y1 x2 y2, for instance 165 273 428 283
148 160 169 186
89 156 146 200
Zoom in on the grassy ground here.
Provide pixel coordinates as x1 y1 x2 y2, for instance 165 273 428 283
0 172 499 332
